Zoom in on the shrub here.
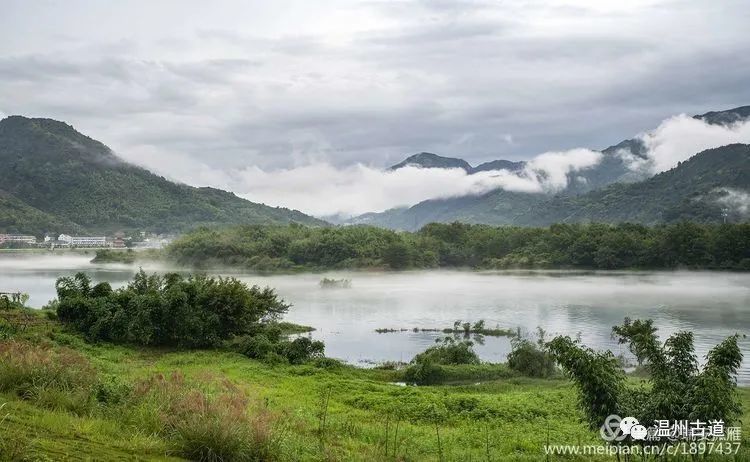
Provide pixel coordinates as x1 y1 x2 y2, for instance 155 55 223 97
411 338 480 365
507 333 556 378
312 357 344 369
282 337 325 365
404 338 481 385
55 271 290 348
237 334 276 360
232 325 326 365
0 292 28 311
403 360 444 385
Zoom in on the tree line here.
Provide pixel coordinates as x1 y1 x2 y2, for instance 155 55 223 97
168 222 750 271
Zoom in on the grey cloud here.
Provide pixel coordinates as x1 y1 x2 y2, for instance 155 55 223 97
0 0 749 179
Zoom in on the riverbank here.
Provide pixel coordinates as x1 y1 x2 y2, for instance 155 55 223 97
1 309 749 461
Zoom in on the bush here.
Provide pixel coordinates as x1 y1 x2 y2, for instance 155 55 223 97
232 324 326 365
411 338 480 365
507 337 556 378
55 271 290 348
312 357 344 370
403 360 444 385
237 334 276 360
282 337 325 365
404 338 481 385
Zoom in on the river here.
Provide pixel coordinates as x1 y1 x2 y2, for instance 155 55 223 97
2 253 749 382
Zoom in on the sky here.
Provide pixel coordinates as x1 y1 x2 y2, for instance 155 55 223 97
1 0 750 216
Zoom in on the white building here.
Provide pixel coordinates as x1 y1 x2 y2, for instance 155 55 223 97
73 236 106 247
0 234 37 245
57 234 106 247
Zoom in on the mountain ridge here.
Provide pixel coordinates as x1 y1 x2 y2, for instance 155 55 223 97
356 105 750 229
0 116 327 235
353 143 750 230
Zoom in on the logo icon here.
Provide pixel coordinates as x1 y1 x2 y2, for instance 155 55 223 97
600 414 627 442
620 416 639 435
630 424 648 440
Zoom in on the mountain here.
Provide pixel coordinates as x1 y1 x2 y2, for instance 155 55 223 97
389 152 526 175
354 144 750 230
389 152 473 172
0 116 326 234
355 105 750 230
388 140 648 194
695 105 750 125
516 144 750 225
472 159 526 173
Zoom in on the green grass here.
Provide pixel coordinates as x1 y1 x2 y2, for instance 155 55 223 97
1 310 749 461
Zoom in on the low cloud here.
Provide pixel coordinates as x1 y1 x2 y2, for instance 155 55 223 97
124 145 601 217
228 147 601 216
637 114 750 173
714 187 750 217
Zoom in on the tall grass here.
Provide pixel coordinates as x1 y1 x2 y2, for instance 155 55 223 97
0 340 97 413
130 371 282 461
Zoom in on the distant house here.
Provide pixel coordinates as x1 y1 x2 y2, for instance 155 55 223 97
0 234 37 245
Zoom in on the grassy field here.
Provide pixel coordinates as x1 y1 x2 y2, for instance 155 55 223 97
1 310 748 461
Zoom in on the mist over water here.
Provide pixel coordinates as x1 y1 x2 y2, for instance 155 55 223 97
2 254 749 382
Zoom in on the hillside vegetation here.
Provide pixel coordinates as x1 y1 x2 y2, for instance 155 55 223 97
168 222 750 271
0 116 325 234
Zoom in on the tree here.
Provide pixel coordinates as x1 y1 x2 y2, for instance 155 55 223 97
547 318 743 432
382 241 410 269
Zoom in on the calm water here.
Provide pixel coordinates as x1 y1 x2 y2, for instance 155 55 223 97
2 254 749 382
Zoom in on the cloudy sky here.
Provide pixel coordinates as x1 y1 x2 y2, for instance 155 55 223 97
2 0 750 215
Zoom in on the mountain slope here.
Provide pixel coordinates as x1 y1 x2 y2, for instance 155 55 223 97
0 191 83 236
0 116 326 234
518 143 750 225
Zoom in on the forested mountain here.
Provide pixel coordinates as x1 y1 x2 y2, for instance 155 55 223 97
0 191 83 236
355 144 750 230
0 116 326 234
517 144 750 225
356 106 750 230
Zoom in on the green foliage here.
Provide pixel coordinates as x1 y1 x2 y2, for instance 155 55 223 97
319 278 351 288
412 338 480 366
169 221 750 271
2 308 750 461
404 338 482 385
234 330 325 366
55 270 290 348
546 336 625 430
91 249 137 264
548 318 744 432
507 329 556 378
0 116 324 234
0 292 28 311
